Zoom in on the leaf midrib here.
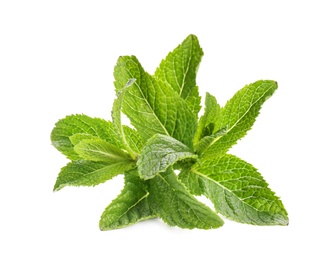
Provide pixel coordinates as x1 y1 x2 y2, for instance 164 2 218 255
76 146 128 161
124 65 170 137
55 162 130 191
190 167 264 213
156 172 209 227
178 39 193 97
116 191 150 221
201 84 273 153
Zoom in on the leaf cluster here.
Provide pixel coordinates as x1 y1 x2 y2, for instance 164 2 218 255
51 35 288 230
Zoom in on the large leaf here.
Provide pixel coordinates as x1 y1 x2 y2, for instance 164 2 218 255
137 134 197 180
74 139 132 163
51 114 122 160
154 34 203 114
148 168 223 229
179 154 288 225
53 160 135 191
99 171 155 230
199 80 278 157
113 55 197 148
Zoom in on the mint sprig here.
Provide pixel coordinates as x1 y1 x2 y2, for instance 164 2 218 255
51 34 288 230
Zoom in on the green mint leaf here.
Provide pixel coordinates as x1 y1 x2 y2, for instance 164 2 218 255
194 128 227 155
122 126 144 154
69 133 100 146
51 114 122 160
113 55 197 148
200 80 278 157
194 93 222 144
180 154 288 225
99 171 155 230
148 168 224 229
137 134 197 180
193 92 228 154
73 139 132 163
51 35 288 231
53 160 135 191
112 78 138 159
154 34 203 115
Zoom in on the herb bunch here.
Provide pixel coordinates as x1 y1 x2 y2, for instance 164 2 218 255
51 35 288 230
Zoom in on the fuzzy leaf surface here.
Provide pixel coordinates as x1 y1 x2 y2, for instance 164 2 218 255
200 80 278 157
99 172 155 230
154 34 203 114
51 114 122 160
179 154 288 225
53 160 135 191
113 56 197 147
137 134 197 180
148 168 223 229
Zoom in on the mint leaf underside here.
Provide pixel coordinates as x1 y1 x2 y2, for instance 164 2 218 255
137 134 197 180
51 34 288 231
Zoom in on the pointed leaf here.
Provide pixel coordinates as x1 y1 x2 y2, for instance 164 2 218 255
53 160 135 191
137 134 197 180
194 93 222 145
122 126 144 154
99 171 155 230
148 168 223 229
113 56 197 147
154 34 203 114
74 139 132 163
180 154 288 225
194 92 228 154
112 78 138 159
200 80 278 157
51 114 122 160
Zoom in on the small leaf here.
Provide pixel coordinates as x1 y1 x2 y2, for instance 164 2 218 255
99 171 155 230
148 168 224 229
194 128 227 155
194 93 222 145
137 134 198 180
113 56 197 148
200 80 278 157
74 139 132 163
53 160 135 191
154 34 203 115
180 154 288 225
51 114 122 160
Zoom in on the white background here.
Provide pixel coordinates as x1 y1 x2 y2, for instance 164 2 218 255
1 0 334 259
